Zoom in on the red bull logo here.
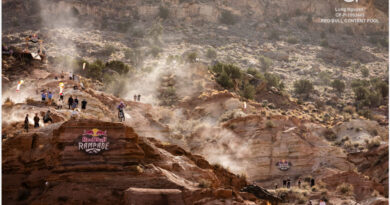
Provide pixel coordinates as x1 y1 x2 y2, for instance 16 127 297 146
78 128 109 154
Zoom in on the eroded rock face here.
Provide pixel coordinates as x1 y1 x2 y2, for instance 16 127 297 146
2 119 250 204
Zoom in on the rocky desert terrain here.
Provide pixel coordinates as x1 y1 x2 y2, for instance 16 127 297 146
2 0 389 204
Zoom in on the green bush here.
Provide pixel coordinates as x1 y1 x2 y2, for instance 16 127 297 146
294 79 314 97
242 83 256 100
206 48 217 59
220 10 238 25
264 73 283 90
320 39 328 47
187 52 198 63
331 79 345 94
159 6 170 19
105 60 131 75
101 44 116 57
336 183 354 195
217 70 234 89
259 55 273 72
287 36 298 44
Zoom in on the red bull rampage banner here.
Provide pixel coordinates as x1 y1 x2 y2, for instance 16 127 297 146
78 128 110 154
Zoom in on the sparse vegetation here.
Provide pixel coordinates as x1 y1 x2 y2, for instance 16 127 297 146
158 6 170 19
266 120 275 129
187 52 198 63
259 55 273 72
242 83 256 100
220 10 238 25
294 79 314 98
331 79 345 94
336 183 354 196
320 39 328 47
206 48 217 59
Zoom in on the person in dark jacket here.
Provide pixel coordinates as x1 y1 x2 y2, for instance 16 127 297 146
43 110 53 123
134 95 137 101
41 92 47 101
137 94 141 101
68 96 74 109
74 97 79 107
34 113 40 128
24 114 29 132
81 99 87 110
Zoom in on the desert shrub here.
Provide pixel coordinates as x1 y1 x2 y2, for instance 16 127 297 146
294 79 314 98
159 86 178 106
158 6 170 19
331 79 345 94
187 52 198 63
264 73 283 90
220 10 238 25
367 91 383 107
242 83 256 100
219 109 246 122
101 44 116 57
320 39 328 47
371 78 389 98
324 128 337 141
361 67 369 77
259 55 273 72
287 36 298 44
266 120 275 129
366 136 381 149
369 36 388 48
358 109 372 119
206 48 217 59
85 60 104 80
217 70 234 89
3 97 14 107
105 60 132 75
337 183 354 195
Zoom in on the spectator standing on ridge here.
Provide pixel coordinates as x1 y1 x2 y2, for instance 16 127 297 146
41 92 47 102
81 99 87 110
117 102 126 122
134 95 137 101
69 72 73 80
68 96 74 109
43 110 53 123
24 114 29 133
48 91 53 102
34 113 40 128
137 94 141 102
57 98 63 109
298 179 301 188
74 97 79 107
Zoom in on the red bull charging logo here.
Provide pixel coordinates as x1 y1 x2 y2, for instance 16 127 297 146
78 128 109 154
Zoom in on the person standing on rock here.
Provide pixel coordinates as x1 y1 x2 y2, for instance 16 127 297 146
134 95 137 101
137 94 141 102
298 179 301 188
287 178 291 189
282 179 286 188
41 91 47 102
74 97 79 107
81 99 87 110
24 114 29 133
48 91 53 104
34 113 40 128
43 110 53 123
68 96 73 109
310 178 315 187
69 72 73 80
